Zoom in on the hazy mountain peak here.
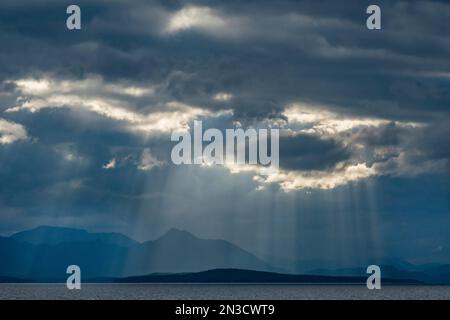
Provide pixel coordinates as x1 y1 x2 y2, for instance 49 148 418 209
22 225 88 234
12 225 87 241
11 225 137 246
158 228 198 241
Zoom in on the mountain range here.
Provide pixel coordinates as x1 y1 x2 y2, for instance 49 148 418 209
0 226 272 281
97 268 417 284
1 225 450 283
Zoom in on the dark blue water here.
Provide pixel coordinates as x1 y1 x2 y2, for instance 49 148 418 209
1 284 449 300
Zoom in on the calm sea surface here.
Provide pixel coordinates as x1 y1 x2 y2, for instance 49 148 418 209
1 284 450 300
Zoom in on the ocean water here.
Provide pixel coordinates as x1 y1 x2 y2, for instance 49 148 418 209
1 284 450 300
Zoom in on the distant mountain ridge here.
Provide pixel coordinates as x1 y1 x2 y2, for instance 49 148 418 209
1 226 450 283
0 226 273 281
306 264 450 284
258 254 450 284
11 225 138 247
100 268 420 284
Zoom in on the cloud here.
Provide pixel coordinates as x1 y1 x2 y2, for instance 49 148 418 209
220 101 447 191
102 158 116 170
5 75 231 136
279 132 350 171
282 103 423 136
165 6 228 34
54 143 86 163
0 118 27 144
138 148 164 171
257 163 376 191
0 0 449 264
213 92 233 102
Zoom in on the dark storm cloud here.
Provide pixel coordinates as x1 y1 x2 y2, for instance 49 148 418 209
0 0 449 264
1 0 449 175
279 133 350 171
1 0 449 121
406 121 450 171
354 122 401 147
0 106 175 229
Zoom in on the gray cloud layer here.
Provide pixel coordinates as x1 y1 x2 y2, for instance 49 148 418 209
0 0 449 264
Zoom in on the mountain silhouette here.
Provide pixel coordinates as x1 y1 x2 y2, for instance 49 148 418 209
11 225 138 247
125 228 275 275
1 226 450 283
105 268 419 284
0 226 273 281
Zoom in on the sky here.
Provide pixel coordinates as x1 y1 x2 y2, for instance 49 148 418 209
0 0 449 266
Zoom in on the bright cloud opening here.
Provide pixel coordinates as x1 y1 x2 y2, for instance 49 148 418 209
165 6 227 34
0 118 28 145
6 76 230 136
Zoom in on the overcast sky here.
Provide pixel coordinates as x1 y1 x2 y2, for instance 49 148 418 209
0 0 449 265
